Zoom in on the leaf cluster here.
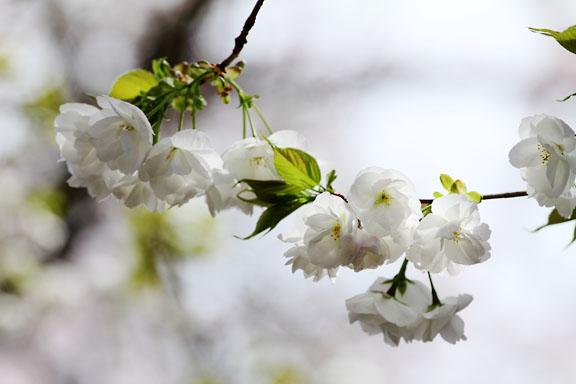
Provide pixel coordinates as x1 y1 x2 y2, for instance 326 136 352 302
241 145 337 239
108 59 246 142
433 174 482 203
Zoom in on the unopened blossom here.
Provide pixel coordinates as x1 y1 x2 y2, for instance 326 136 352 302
346 277 429 346
88 96 154 174
222 130 308 181
407 194 491 274
139 130 222 206
509 114 576 217
348 167 422 246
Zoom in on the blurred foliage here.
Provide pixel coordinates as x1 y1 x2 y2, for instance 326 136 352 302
129 205 217 288
269 367 306 384
0 54 9 76
28 187 68 219
23 87 66 133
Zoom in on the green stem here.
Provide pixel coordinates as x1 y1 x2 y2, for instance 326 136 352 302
242 107 247 139
253 104 273 134
245 107 257 138
427 272 442 306
386 258 409 297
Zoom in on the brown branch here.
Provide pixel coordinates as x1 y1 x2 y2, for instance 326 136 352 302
420 191 528 205
218 0 265 69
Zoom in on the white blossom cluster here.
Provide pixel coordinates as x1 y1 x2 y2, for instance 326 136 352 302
346 278 472 346
509 114 576 218
55 96 494 346
54 96 304 215
279 171 491 281
279 168 491 345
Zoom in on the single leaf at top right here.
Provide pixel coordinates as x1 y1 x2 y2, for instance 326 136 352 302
530 25 576 55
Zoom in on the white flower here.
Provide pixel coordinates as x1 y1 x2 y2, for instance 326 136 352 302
406 194 491 274
139 130 222 206
509 114 576 217
283 245 339 282
204 169 254 217
346 230 405 272
109 174 166 212
279 192 358 277
411 294 472 344
346 277 429 346
55 102 118 200
348 167 422 246
346 276 472 346
222 130 308 181
88 96 153 174
300 192 358 269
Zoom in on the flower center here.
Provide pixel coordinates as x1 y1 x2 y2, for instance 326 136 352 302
537 144 551 165
375 189 392 206
249 156 266 166
120 123 134 132
329 221 341 241
451 229 463 243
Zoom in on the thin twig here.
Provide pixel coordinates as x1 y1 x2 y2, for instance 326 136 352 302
420 191 528 205
218 0 265 69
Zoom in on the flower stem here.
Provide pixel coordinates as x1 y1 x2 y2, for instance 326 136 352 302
386 258 409 297
427 272 442 306
253 104 273 134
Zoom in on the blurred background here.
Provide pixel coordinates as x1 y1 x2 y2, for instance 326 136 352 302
2 0 576 383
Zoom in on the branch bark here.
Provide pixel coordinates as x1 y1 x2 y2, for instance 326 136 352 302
419 191 528 205
218 0 265 69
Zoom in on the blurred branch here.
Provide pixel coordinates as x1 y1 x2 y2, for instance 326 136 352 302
218 0 265 69
139 0 212 67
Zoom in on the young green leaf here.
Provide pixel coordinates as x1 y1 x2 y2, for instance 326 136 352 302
433 192 444 198
466 191 482 203
325 169 337 191
242 200 306 239
450 180 467 194
530 26 576 55
110 70 159 100
273 147 321 190
440 174 454 192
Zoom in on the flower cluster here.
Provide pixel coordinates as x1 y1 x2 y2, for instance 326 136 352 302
279 168 491 281
54 96 303 215
509 114 576 218
346 277 472 346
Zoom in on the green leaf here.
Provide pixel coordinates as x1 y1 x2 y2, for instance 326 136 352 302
242 201 305 239
530 26 576 55
239 179 305 204
433 192 444 198
466 191 482 203
325 169 337 191
535 207 576 231
559 92 576 102
110 69 158 100
450 180 467 194
273 147 321 190
152 58 171 78
440 174 454 192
